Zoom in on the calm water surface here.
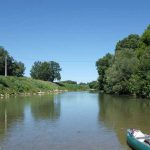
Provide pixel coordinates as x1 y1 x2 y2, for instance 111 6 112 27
0 92 150 150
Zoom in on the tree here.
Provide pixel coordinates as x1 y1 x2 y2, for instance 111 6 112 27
115 34 140 51
96 24 150 98
88 81 98 89
141 25 150 46
61 80 77 84
0 46 25 77
49 61 61 82
96 53 113 91
105 49 139 94
30 61 61 82
12 61 25 77
79 82 87 86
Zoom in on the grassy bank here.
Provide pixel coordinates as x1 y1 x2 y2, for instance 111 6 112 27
0 76 89 96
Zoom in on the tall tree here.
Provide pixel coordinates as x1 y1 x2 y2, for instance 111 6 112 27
49 61 61 82
141 25 150 46
0 46 25 77
105 49 139 94
96 53 113 91
115 34 140 51
96 24 150 98
30 61 61 82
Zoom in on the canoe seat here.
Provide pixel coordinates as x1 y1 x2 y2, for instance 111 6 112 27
144 139 150 145
133 130 145 142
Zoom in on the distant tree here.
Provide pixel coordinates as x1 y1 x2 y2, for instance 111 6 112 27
88 81 98 89
30 61 61 82
49 61 61 82
12 61 25 77
61 80 77 84
79 82 87 86
105 49 139 94
0 46 25 77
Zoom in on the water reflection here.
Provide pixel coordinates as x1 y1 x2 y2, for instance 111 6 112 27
98 93 150 148
0 99 24 139
0 92 150 150
0 95 61 140
31 95 61 121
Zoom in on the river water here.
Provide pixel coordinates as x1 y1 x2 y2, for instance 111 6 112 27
0 91 150 150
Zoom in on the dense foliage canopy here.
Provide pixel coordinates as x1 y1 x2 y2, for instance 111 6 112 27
61 80 77 84
0 46 25 77
30 61 61 82
88 81 98 89
96 25 150 98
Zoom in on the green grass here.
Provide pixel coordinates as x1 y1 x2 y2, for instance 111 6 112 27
0 76 89 95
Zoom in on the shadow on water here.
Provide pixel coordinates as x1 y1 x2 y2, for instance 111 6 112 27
98 93 150 149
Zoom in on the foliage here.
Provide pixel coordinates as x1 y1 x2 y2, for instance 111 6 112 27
96 25 150 98
61 80 77 84
88 81 98 89
141 25 150 46
60 83 89 91
105 49 139 94
30 61 61 82
115 34 140 51
79 82 87 86
60 80 89 90
0 46 25 77
96 53 113 90
0 76 88 95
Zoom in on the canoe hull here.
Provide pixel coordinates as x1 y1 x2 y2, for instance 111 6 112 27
127 130 150 150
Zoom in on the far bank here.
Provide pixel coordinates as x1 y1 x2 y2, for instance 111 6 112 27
0 76 89 98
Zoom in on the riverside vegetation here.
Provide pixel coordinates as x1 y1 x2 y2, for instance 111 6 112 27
96 25 150 98
0 76 89 97
1 25 150 98
0 47 88 97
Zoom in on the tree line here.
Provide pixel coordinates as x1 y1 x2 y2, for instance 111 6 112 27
96 25 150 98
0 47 61 82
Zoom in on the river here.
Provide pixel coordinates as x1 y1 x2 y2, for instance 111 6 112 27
0 91 150 150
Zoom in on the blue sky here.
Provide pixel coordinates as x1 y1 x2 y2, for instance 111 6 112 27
0 0 150 82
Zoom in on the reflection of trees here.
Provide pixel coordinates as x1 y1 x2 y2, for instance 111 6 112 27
31 95 61 121
0 98 24 138
98 94 150 146
0 95 61 140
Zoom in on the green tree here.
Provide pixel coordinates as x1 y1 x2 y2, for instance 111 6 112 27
11 61 25 77
0 47 8 75
115 34 140 51
0 46 25 77
105 49 139 94
88 81 98 89
30 61 61 82
49 61 61 82
138 47 150 76
96 53 113 91
141 25 150 46
128 74 143 97
96 25 150 98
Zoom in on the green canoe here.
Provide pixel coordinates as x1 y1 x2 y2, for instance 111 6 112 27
127 129 150 150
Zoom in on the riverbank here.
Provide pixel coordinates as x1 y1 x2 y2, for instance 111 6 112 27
0 76 89 98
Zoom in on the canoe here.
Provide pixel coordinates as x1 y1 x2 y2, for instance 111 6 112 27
127 129 150 150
